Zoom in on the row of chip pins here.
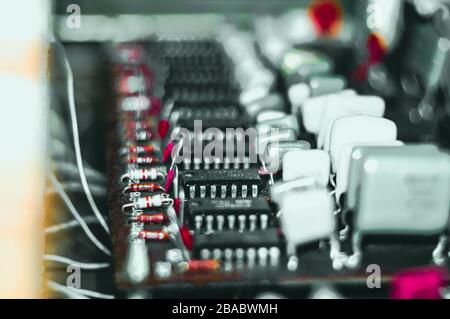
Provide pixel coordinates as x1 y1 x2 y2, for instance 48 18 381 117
188 184 258 199
183 156 251 170
199 247 281 269
193 214 269 233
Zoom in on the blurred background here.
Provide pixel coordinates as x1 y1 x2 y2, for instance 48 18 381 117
0 0 449 298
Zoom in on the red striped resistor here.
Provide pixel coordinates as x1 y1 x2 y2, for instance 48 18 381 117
132 213 166 223
137 230 170 240
129 183 164 192
186 260 221 273
128 156 158 165
128 145 155 154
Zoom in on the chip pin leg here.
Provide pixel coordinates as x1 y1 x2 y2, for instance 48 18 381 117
252 184 258 197
249 215 257 231
224 249 233 272
231 184 237 198
233 158 240 169
194 157 201 170
213 248 222 260
184 158 191 170
204 157 211 170
200 185 206 198
224 157 231 169
217 215 225 232
227 215 236 230
189 186 196 199
206 215 214 233
210 185 217 198
260 214 268 230
258 247 268 267
235 248 245 269
241 185 248 198
247 248 256 268
200 249 210 260
221 185 227 198
269 247 280 267
238 215 246 232
243 157 250 169
214 158 221 169
194 215 203 232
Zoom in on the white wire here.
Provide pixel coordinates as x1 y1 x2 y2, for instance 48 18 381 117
45 216 98 234
48 281 90 299
46 182 106 197
56 161 106 182
49 172 111 256
55 39 110 234
48 280 114 299
44 254 110 270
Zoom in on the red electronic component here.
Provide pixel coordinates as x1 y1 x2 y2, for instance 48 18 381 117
308 0 343 37
390 267 448 299
163 140 175 163
128 145 155 154
179 226 193 251
137 230 170 240
186 260 220 273
164 168 176 192
158 119 170 139
135 213 167 223
128 155 159 165
129 182 165 192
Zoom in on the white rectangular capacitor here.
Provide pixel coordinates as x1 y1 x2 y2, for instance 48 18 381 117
328 115 397 172
356 148 450 234
282 149 330 187
280 188 335 246
300 89 356 134
346 144 440 210
335 140 403 202
317 95 385 149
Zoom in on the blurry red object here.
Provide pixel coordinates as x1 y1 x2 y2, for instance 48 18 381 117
390 266 448 299
308 0 343 37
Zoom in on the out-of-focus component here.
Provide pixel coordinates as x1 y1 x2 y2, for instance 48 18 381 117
301 89 357 134
390 266 448 299
288 75 347 113
347 145 450 267
317 95 386 149
124 238 150 284
265 140 311 172
335 140 403 202
328 115 397 171
346 144 440 210
281 48 333 86
279 188 335 249
282 150 330 187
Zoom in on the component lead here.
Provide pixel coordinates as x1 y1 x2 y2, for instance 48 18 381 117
238 215 246 232
249 215 257 231
210 185 217 198
260 214 268 230
217 215 225 231
241 185 248 198
228 215 236 230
